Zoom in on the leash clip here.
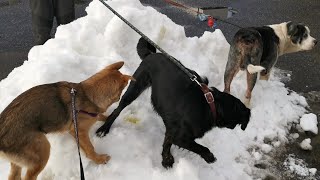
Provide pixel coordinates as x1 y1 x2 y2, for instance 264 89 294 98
190 75 201 86
71 88 77 95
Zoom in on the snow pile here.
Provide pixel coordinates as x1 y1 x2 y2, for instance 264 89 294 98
300 138 312 151
0 0 311 179
283 154 317 177
300 113 318 134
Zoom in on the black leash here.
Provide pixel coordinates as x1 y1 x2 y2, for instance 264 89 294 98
99 0 199 83
71 88 85 180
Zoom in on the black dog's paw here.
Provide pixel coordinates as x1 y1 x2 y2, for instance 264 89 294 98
202 152 217 163
162 154 174 168
96 125 110 137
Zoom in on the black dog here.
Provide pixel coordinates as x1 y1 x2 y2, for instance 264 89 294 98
97 38 251 168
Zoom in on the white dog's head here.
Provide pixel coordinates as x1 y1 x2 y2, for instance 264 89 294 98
286 22 317 51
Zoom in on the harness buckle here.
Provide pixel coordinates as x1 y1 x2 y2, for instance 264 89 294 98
204 92 214 103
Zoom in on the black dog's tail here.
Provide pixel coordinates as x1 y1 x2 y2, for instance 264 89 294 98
137 37 157 60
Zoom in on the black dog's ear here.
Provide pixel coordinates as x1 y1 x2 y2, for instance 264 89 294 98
241 121 248 130
287 22 298 36
241 109 251 130
201 76 209 85
209 87 221 99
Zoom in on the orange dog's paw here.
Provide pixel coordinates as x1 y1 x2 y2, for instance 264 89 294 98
94 154 111 164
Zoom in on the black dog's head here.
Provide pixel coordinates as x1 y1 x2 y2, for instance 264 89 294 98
210 87 251 130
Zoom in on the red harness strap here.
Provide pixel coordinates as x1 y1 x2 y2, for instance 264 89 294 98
200 83 217 124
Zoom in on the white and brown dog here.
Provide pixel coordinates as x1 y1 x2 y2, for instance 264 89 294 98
223 22 317 106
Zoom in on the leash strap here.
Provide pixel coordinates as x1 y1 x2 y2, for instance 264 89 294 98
165 0 190 10
99 0 196 81
71 88 85 180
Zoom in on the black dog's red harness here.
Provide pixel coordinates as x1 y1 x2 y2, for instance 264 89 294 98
201 84 217 121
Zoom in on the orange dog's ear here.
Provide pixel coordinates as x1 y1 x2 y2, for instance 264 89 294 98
123 75 136 81
107 61 125 70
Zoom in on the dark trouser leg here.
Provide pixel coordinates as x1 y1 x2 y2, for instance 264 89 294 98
31 19 53 45
29 0 54 45
162 132 174 168
54 0 75 25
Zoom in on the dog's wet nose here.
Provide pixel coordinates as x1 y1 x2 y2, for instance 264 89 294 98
314 39 318 46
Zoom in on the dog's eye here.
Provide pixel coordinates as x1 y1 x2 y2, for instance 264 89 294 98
303 34 308 38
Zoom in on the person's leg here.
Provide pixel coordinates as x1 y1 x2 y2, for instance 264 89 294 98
29 0 54 45
54 0 75 26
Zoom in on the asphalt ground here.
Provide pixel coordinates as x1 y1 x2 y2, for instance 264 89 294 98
0 0 320 179
0 1 319 93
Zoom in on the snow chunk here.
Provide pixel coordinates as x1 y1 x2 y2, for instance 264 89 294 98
261 144 272 154
253 152 262 160
300 113 318 134
309 168 317 176
291 133 299 139
299 138 312 150
272 141 281 147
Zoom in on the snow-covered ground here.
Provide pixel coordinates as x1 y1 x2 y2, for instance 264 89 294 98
0 0 316 179
283 154 317 178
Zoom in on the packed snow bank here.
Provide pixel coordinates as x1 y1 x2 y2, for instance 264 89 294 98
0 0 310 179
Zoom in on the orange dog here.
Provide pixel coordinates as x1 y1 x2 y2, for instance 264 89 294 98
0 61 133 180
